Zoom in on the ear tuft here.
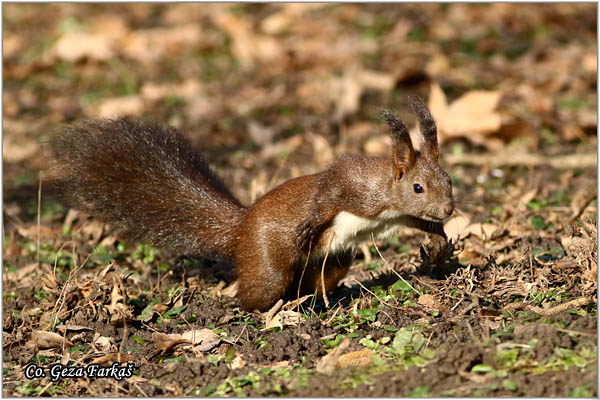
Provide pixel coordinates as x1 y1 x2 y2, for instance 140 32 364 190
407 95 439 162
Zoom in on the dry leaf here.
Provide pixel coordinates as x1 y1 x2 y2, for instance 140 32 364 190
52 32 114 62
215 13 284 69
31 331 74 349
94 96 144 118
55 324 93 332
418 294 437 308
297 67 395 121
221 281 239 298
316 337 350 374
231 355 246 369
3 135 40 163
260 4 327 34
91 352 136 366
364 135 391 156
336 348 373 368
94 335 114 353
428 83 502 146
570 175 597 220
4 262 39 282
121 24 204 63
152 332 189 352
140 79 201 102
308 133 334 167
264 310 302 330
445 216 498 241
181 329 221 352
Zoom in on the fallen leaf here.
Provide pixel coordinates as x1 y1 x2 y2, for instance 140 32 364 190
181 329 221 352
364 135 391 156
336 348 373 368
31 331 74 349
418 294 437 308
428 83 502 146
231 355 246 369
297 66 395 121
316 337 350 374
55 324 93 332
3 135 40 163
4 262 39 282
94 96 144 118
215 13 285 69
91 352 136 366
52 32 114 62
152 332 189 352
94 335 114 353
121 24 205 63
264 310 302 330
445 216 498 241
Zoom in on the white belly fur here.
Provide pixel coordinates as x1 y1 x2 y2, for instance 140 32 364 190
317 210 407 255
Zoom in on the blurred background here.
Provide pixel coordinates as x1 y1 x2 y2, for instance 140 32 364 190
3 2 597 233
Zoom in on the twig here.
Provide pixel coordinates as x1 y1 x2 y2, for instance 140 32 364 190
37 173 42 268
296 241 312 314
445 152 596 169
526 297 590 316
351 278 402 310
320 233 335 308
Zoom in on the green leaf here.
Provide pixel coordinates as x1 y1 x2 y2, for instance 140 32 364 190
471 363 495 373
530 216 548 230
392 329 413 354
162 305 187 319
138 303 156 322
502 379 518 391
407 385 430 397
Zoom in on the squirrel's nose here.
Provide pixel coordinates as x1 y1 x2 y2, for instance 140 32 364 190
443 202 454 217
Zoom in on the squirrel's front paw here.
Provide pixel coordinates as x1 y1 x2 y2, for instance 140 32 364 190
419 233 450 273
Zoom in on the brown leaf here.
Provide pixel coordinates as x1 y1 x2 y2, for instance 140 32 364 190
55 324 93 332
52 32 114 62
121 24 205 63
264 310 302 330
428 83 502 145
445 216 498 241
91 352 136 366
31 331 73 349
152 332 189 352
417 294 437 308
93 96 144 118
336 348 373 368
215 13 284 69
181 329 221 352
316 337 350 374
4 263 39 282
231 355 246 369
94 335 114 353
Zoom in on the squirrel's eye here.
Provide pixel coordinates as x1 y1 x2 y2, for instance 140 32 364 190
413 183 424 193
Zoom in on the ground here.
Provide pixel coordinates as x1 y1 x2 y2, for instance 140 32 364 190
2 3 598 397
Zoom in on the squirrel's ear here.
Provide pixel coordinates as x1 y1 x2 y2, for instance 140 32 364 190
380 109 416 181
408 95 439 162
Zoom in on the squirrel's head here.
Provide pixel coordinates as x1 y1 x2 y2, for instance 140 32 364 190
380 96 454 222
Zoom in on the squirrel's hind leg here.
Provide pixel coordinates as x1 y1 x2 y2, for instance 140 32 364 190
235 251 296 312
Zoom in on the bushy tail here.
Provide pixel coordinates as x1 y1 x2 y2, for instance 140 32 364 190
49 118 246 259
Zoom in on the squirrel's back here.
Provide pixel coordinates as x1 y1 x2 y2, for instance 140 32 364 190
49 118 245 259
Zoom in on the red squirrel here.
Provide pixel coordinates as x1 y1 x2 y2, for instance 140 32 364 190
49 96 454 312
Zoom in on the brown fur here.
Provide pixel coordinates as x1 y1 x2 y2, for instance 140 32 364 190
49 97 454 312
